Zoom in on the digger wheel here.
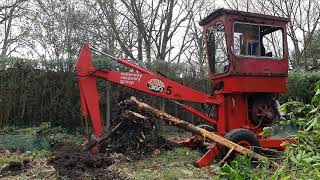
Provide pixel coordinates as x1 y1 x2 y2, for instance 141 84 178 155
221 128 260 161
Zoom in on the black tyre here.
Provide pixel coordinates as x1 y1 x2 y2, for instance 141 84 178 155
221 128 260 161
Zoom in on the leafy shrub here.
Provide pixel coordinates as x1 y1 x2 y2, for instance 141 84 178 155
220 156 269 180
280 72 320 103
277 81 320 179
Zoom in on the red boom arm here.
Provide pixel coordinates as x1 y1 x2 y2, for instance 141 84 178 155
76 43 221 139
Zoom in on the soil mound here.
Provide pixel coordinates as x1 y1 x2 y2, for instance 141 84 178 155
49 99 177 179
0 159 30 177
49 142 126 179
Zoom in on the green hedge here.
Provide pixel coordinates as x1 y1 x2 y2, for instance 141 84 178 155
280 72 320 103
1 56 319 128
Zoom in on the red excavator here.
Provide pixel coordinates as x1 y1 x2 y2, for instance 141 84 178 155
76 8 291 167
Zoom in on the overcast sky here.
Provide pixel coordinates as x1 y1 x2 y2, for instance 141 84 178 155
4 0 297 63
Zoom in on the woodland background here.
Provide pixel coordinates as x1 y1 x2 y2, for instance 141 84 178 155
1 0 320 128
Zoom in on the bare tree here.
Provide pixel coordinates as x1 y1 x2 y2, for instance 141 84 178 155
90 0 200 68
30 0 93 71
178 0 216 78
0 0 29 56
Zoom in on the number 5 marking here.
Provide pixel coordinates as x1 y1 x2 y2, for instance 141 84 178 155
166 86 172 95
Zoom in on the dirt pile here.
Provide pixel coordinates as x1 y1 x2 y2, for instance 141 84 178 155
49 99 177 179
0 159 30 177
100 99 177 158
49 142 126 179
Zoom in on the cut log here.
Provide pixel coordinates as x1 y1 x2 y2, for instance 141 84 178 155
130 96 279 167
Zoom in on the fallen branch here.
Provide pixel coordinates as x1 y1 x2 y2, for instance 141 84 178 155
217 146 234 166
130 96 279 167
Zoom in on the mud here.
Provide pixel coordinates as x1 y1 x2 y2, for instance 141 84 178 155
49 142 127 179
0 160 30 177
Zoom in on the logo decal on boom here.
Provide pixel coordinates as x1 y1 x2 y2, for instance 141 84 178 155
147 79 165 93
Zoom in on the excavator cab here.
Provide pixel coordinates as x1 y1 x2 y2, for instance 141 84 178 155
200 8 289 93
198 8 290 146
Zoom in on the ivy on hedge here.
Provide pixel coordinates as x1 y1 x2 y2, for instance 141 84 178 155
280 72 320 103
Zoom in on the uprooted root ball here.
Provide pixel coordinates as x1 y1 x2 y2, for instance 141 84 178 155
99 99 177 158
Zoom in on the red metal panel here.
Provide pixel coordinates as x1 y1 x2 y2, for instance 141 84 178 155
259 138 286 150
259 138 297 150
76 43 103 138
117 59 155 75
217 97 226 135
214 76 287 93
234 58 288 75
79 83 88 116
225 94 249 131
196 144 220 168
94 70 222 105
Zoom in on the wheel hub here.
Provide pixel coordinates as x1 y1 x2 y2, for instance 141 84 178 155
251 98 275 125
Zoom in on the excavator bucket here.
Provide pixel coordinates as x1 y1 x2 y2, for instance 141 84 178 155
76 43 103 139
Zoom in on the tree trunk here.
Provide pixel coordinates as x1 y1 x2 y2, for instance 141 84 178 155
1 7 14 56
130 96 279 168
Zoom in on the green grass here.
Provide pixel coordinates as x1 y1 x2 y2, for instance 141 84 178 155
0 149 51 166
110 147 221 179
0 154 29 166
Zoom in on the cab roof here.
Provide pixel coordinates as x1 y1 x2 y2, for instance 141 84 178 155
199 8 290 26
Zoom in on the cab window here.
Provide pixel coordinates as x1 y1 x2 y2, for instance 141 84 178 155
206 23 229 74
233 23 283 58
